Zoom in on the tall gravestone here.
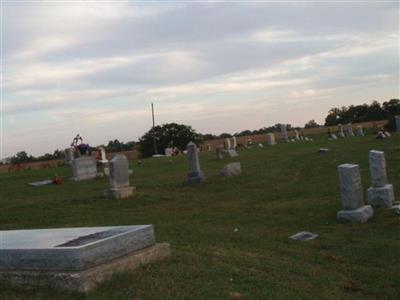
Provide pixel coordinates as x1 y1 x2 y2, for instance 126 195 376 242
64 148 74 166
104 154 135 199
266 133 276 145
280 124 289 142
71 156 97 181
367 150 394 208
346 123 354 136
187 142 205 183
337 124 345 138
337 164 373 223
232 136 237 149
355 126 364 136
294 130 300 141
225 138 232 150
395 116 400 133
216 146 224 160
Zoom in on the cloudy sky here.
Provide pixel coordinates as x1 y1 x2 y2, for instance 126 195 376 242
2 1 399 158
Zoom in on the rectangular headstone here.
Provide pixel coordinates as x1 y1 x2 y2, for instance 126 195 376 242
71 156 97 181
220 162 241 176
266 133 276 145
338 164 364 210
187 142 205 183
369 150 387 188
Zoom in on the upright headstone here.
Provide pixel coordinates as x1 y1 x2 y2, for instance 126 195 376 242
338 124 345 138
355 126 364 136
187 142 205 184
280 124 289 142
337 164 373 223
71 156 97 181
104 154 135 199
294 130 300 141
164 148 173 157
216 146 224 160
346 123 354 136
225 138 232 150
98 147 108 163
232 136 237 149
64 148 74 166
266 133 276 145
367 150 394 208
395 116 400 133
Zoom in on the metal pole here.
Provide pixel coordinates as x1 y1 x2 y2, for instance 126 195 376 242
151 102 157 154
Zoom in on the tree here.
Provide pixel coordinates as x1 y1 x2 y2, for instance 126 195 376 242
10 151 34 164
139 123 202 157
304 120 320 129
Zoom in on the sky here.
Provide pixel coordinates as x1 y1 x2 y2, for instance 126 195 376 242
1 0 399 158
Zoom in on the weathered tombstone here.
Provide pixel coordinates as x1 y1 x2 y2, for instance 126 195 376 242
207 144 212 152
266 133 276 145
367 150 395 208
225 138 232 149
294 130 300 141
187 142 205 183
226 149 239 157
338 124 345 138
280 124 289 142
232 136 237 149
98 147 108 163
164 148 173 157
355 126 364 136
71 156 97 181
220 162 241 177
104 154 135 199
394 115 400 133
337 164 373 223
64 148 74 166
345 123 354 136
0 225 170 293
331 134 338 140
216 146 224 160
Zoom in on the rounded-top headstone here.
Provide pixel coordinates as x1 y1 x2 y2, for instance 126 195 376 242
109 154 130 188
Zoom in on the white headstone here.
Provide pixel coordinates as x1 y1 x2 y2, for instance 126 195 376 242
71 157 97 181
266 133 276 145
187 142 205 183
232 136 237 149
220 162 241 177
225 138 232 149
105 154 135 199
280 124 288 142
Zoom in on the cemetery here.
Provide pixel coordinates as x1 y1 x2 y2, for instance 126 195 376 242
0 127 399 299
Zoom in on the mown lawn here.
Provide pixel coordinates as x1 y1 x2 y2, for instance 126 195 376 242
0 134 399 300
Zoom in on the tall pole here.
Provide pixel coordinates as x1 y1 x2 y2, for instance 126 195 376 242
151 102 157 154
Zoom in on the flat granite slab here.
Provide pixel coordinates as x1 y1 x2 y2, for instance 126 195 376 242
0 225 155 271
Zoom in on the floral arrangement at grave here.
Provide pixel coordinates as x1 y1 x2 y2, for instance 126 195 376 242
71 134 91 156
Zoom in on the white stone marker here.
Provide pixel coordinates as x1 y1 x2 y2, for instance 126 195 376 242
338 124 345 138
294 130 300 141
355 126 364 136
64 148 74 166
395 116 400 133
367 150 395 208
220 162 241 177
225 138 232 149
187 142 205 183
337 164 373 223
99 147 108 163
280 124 289 142
266 133 276 145
71 156 97 181
216 146 224 160
104 154 135 199
232 136 237 149
346 123 354 136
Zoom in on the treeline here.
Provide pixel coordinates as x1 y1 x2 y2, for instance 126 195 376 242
325 99 399 127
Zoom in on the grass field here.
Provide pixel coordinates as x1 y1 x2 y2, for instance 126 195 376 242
0 134 399 300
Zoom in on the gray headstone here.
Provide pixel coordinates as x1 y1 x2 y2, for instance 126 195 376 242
187 142 205 183
220 162 241 177
294 130 300 141
64 148 74 165
367 150 395 208
395 115 400 133
338 124 345 138
338 164 364 210
216 147 224 160
109 154 130 188
71 156 97 181
266 133 276 145
232 136 237 149
355 126 364 136
225 138 231 149
226 149 239 157
346 123 354 136
289 231 318 241
280 124 289 142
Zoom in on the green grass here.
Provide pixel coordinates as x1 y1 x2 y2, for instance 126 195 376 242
0 135 399 300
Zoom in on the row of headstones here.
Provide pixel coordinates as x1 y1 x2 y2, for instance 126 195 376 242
337 150 396 223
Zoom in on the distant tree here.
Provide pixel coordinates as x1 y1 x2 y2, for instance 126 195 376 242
219 133 232 138
104 139 136 153
304 120 320 129
10 151 35 164
139 123 202 157
201 133 218 140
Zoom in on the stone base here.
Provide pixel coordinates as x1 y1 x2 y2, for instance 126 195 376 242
187 171 205 184
367 184 395 208
0 243 170 293
71 174 97 181
104 186 136 199
337 205 373 223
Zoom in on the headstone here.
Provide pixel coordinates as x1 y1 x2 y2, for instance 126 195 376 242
71 156 97 181
225 138 232 149
207 144 212 151
280 124 289 142
104 154 135 199
64 148 74 166
187 142 205 184
355 126 364 136
28 179 53 187
220 162 241 177
294 130 300 141
367 150 395 208
289 231 318 241
0 226 170 293
98 147 108 163
319 148 329 153
331 134 338 140
337 164 373 223
226 149 239 157
338 124 345 138
164 148 173 157
216 146 224 160
266 133 276 145
345 123 354 136
395 116 400 133
232 136 237 149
